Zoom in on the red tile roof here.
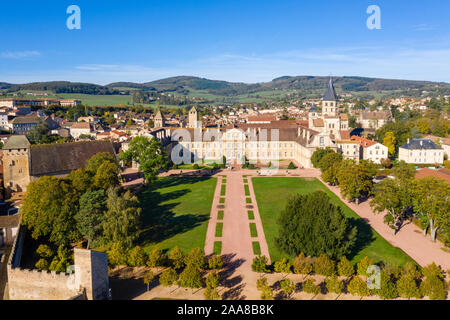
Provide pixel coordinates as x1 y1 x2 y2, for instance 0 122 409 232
415 168 450 183
351 135 377 148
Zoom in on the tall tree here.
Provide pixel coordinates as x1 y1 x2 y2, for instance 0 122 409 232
75 190 107 248
413 177 450 242
120 136 169 183
337 160 375 204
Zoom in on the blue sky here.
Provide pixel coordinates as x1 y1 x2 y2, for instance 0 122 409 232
1 0 450 84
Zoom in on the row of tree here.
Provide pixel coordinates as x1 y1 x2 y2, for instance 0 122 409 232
252 254 448 300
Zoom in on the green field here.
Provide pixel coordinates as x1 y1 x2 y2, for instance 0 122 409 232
138 177 217 253
252 177 414 266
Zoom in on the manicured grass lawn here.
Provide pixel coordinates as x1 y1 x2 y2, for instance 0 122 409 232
138 177 217 253
217 210 224 220
248 211 255 220
243 178 248 183
250 223 258 237
252 177 415 266
220 185 226 196
244 184 250 196
214 241 222 255
252 242 261 255
219 198 225 204
222 179 227 183
215 223 223 237
246 197 252 204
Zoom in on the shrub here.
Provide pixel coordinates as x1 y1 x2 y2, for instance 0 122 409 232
127 246 147 267
204 286 220 300
252 256 269 273
287 162 297 170
422 262 444 280
48 245 72 272
375 271 398 300
293 253 313 275
397 275 421 299
401 261 422 279
185 248 207 269
159 267 178 287
108 241 129 266
314 254 335 276
35 258 49 271
168 246 185 270
260 285 274 300
356 256 375 276
274 258 292 274
147 248 166 268
280 278 296 297
337 257 354 277
420 276 447 300
347 276 370 297
179 265 204 288
193 163 200 169
257 277 268 291
325 275 344 294
205 272 220 289
302 279 320 295
208 255 224 270
36 244 54 259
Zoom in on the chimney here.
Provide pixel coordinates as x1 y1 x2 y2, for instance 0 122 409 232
407 138 410 144
420 140 423 146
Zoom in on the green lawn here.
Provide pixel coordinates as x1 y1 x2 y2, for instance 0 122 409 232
248 211 255 220
215 223 223 237
252 177 414 266
214 241 222 255
217 210 224 220
246 197 252 204
220 185 226 196
138 177 217 253
250 223 258 238
244 184 250 196
252 242 261 255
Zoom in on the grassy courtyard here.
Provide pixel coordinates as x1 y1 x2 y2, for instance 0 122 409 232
252 177 414 266
138 177 217 253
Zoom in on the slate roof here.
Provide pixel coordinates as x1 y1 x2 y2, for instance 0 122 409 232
400 139 443 150
323 78 337 101
30 141 116 176
11 116 42 125
2 135 31 150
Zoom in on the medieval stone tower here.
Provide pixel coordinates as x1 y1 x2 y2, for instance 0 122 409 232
322 78 338 117
188 106 199 128
2 135 31 193
154 108 165 128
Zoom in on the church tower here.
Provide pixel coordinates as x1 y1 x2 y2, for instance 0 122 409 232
188 106 199 128
322 78 338 117
154 108 165 128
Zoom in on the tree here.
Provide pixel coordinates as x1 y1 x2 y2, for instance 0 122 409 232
85 152 118 175
322 162 341 186
147 248 166 268
22 176 79 246
357 256 375 276
293 253 313 275
337 257 354 277
325 275 344 294
128 246 147 267
68 168 92 195
252 256 269 273
93 161 120 190
143 271 155 291
159 267 178 287
205 271 220 289
103 187 141 247
280 278 296 298
413 177 450 242
276 192 357 260
337 160 375 203
420 275 447 300
168 246 185 270
397 275 421 299
208 255 224 270
36 244 54 259
318 152 343 173
302 279 320 295
184 248 207 269
75 190 106 249
35 258 49 271
347 276 370 297
311 148 335 168
120 136 169 183
392 161 416 180
179 265 203 288
371 178 413 235
383 132 396 158
274 258 292 274
314 254 336 276
108 241 129 266
287 162 297 169
375 271 398 300
401 261 422 279
204 286 220 300
49 245 72 272
256 277 268 291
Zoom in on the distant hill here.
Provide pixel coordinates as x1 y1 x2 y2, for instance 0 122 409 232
108 75 450 98
0 82 13 90
6 81 120 95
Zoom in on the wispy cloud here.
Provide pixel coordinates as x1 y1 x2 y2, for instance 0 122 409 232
1 50 41 59
414 24 434 31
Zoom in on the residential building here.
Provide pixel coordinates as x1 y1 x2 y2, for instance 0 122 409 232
351 135 389 164
399 139 444 165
